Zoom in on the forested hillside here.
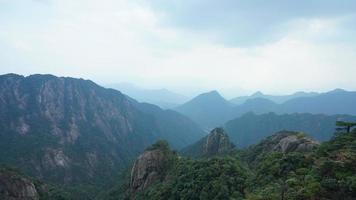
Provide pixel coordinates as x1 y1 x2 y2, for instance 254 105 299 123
109 126 356 200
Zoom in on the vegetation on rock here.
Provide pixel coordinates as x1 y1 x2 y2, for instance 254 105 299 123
115 127 356 200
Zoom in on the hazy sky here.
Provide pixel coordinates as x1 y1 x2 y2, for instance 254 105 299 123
1 0 356 97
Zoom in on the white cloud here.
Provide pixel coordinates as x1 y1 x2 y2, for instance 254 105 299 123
0 0 356 97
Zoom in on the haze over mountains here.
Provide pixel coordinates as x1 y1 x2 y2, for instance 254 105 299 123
175 89 356 129
0 73 356 200
175 91 234 129
107 83 188 109
2 0 356 199
230 91 319 105
1 73 356 200
225 112 356 148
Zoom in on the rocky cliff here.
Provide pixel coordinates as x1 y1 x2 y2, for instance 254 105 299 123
0 168 39 200
182 127 235 158
129 141 176 197
0 74 204 190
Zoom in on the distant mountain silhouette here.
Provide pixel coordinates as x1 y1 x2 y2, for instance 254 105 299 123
230 91 318 105
280 89 356 115
225 112 356 148
107 82 188 109
231 98 278 117
175 89 356 129
174 91 233 129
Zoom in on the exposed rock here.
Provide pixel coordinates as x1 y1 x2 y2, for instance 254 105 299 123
182 127 235 158
204 128 235 155
0 168 39 200
247 131 319 157
42 149 70 169
130 141 175 196
270 131 319 153
241 131 320 165
0 73 204 186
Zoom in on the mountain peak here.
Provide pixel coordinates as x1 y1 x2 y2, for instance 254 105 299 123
204 128 235 156
192 90 228 104
252 91 264 96
174 90 231 128
199 90 222 97
182 127 235 158
329 88 346 94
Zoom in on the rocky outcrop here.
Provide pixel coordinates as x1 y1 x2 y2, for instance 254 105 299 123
241 131 320 165
0 168 39 200
203 128 235 156
271 133 319 153
130 141 175 196
182 127 235 158
258 131 319 153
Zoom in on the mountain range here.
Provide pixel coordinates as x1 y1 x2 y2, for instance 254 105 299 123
230 91 319 105
175 89 356 128
225 112 356 148
107 83 188 109
174 90 234 129
0 73 204 197
1 73 356 199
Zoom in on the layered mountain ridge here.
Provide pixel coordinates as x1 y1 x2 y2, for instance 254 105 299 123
225 112 356 147
175 89 356 129
0 73 204 194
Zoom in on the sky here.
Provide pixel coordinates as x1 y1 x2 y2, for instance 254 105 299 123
1 0 356 98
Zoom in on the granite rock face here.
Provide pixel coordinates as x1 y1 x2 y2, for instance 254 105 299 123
272 133 319 153
130 149 166 193
250 130 319 155
241 131 320 165
203 128 235 156
130 141 175 197
182 127 235 158
0 168 39 200
0 74 204 186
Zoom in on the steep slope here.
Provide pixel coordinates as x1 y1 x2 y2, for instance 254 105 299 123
0 167 40 200
133 102 206 149
225 112 356 147
107 83 188 109
129 141 176 198
181 127 235 158
0 166 70 200
117 141 247 200
230 91 318 105
174 90 233 128
0 74 204 190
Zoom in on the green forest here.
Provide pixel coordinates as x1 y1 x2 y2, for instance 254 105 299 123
105 124 356 200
